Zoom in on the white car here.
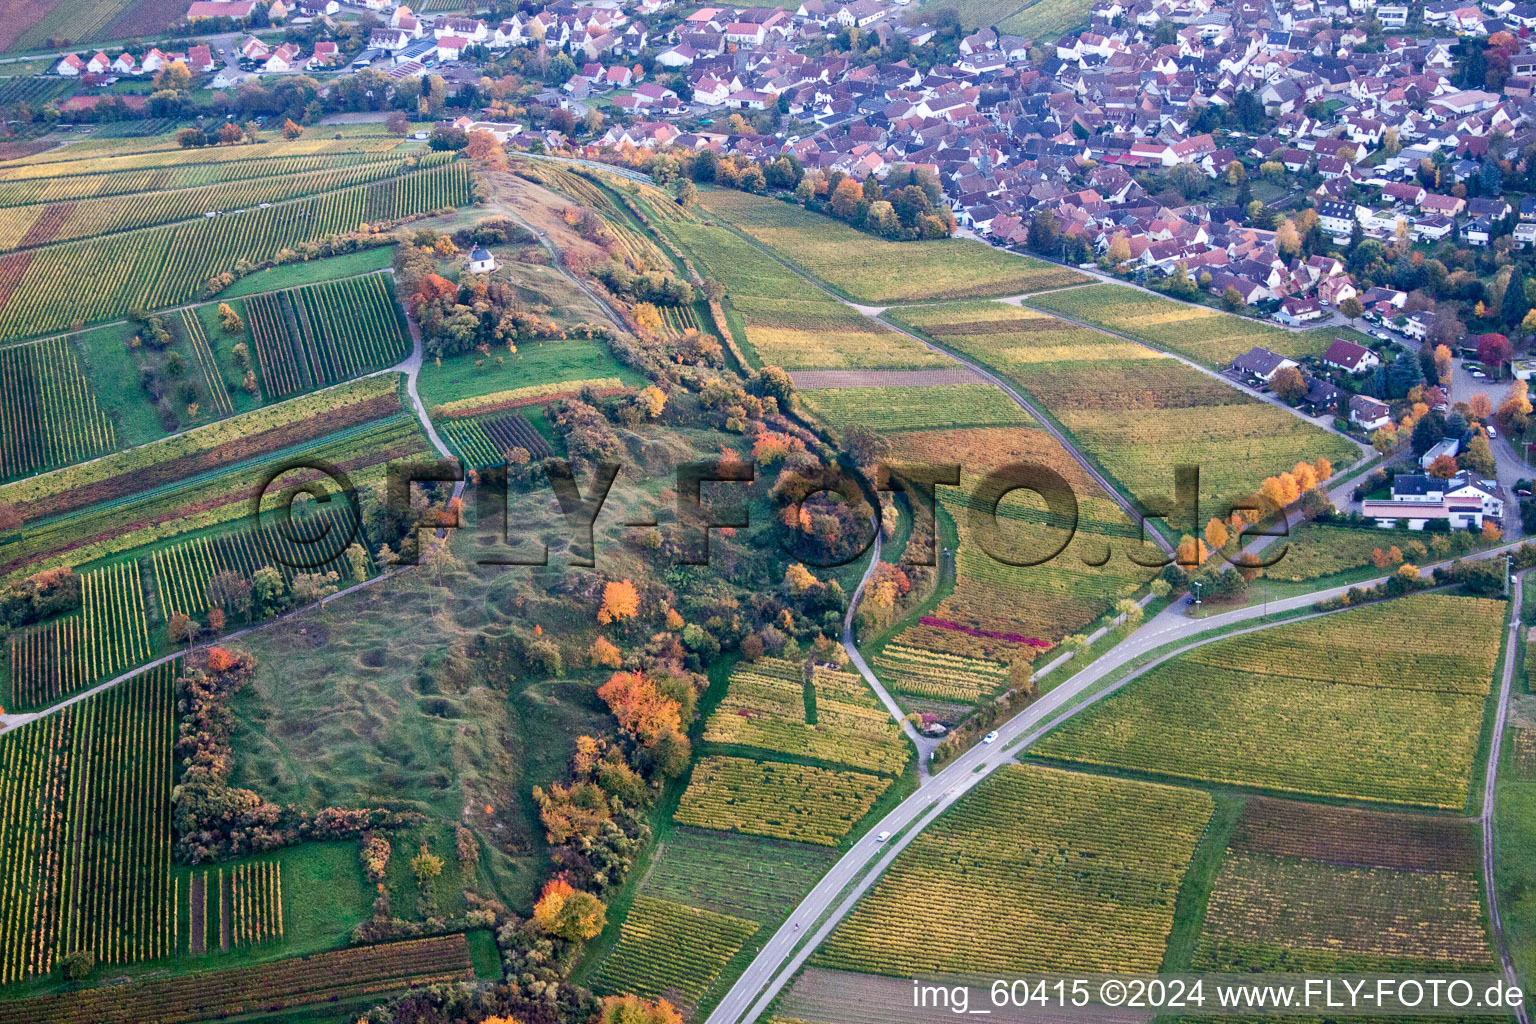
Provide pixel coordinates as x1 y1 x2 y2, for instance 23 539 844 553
1488 426 1498 439
1472 370 1487 379
875 830 890 842
983 731 999 744
1372 330 1391 341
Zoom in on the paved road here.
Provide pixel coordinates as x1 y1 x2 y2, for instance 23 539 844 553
706 536 1533 1024
839 530 939 777
705 563 1454 1024
1483 573 1528 1024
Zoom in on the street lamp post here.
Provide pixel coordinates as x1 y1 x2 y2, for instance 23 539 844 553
1192 579 1203 613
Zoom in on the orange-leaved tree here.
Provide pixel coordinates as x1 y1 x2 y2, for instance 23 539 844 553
598 671 682 746
598 579 640 624
601 995 686 1024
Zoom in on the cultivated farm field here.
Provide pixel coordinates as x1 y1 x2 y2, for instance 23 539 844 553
888 301 1361 509
591 895 758 1014
1025 284 1339 367
1195 798 1493 972
640 828 835 924
0 335 120 480
0 665 175 984
815 764 1211 975
999 0 1094 36
673 755 893 846
798 382 1032 432
1035 593 1505 808
662 218 946 369
701 658 910 775
698 190 1087 304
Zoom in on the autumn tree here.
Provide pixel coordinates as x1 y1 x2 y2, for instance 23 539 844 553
1115 597 1144 628
1434 344 1454 385
589 635 622 668
411 843 443 886
1275 218 1302 257
1478 332 1513 375
217 303 243 333
1427 453 1459 478
533 877 606 941
598 671 682 746
1469 391 1494 421
598 579 640 624
601 995 685 1024
1340 296 1364 324
1462 432 1496 475
1176 534 1208 567
1204 516 1230 551
1270 365 1308 404
281 118 302 139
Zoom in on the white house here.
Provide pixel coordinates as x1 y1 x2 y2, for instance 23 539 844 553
56 53 85 76
1362 472 1503 529
1349 394 1392 431
468 247 496 273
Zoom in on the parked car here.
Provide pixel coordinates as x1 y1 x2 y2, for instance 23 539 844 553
1488 426 1498 439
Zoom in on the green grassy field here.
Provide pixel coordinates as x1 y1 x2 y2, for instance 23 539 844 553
417 338 644 409
217 248 397 299
698 190 1086 305
998 0 1093 37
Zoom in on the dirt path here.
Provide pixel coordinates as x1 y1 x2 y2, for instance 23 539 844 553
1483 573 1529 1024
189 872 205 956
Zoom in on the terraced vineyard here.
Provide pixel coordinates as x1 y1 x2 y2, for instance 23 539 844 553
592 895 759 1014
441 411 553 468
641 828 835 923
180 309 234 418
798 383 1032 432
701 658 909 774
1025 284 1339 367
697 190 1087 303
661 218 947 370
1194 798 1493 972
674 756 892 846
5 561 151 709
1035 594 1504 808
0 664 175 984
887 301 1360 511
0 335 120 479
2 411 427 584
816 764 1211 975
0 933 474 1024
883 426 1157 658
0 163 473 341
0 158 451 250
870 644 1011 706
151 505 369 619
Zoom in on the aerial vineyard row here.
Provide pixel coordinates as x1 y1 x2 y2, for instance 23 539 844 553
0 334 119 480
1 412 428 584
244 274 408 398
0 373 401 519
0 163 474 341
870 644 1010 705
180 309 234 417
0 156 453 250
0 150 434 209
592 895 758 1014
701 660 909 774
6 560 151 710
0 665 175 984
674 755 892 847
190 862 284 955
0 933 474 1024
152 504 369 619
0 135 404 179
816 764 1211 976
1036 594 1505 808
442 411 552 469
